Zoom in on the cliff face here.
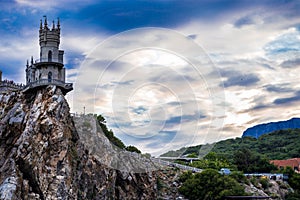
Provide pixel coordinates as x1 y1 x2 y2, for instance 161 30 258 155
242 118 300 138
0 86 157 200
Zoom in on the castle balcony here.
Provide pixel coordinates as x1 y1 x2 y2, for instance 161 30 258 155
34 59 64 67
23 79 73 94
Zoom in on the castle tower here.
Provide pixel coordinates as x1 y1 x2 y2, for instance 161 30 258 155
24 16 73 95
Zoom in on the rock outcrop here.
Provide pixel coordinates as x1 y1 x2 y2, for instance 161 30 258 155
242 118 300 138
0 86 157 200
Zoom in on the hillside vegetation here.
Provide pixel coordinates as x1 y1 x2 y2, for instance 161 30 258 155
161 128 300 160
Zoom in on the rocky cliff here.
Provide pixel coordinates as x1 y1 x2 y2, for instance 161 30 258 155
0 86 157 200
242 118 300 138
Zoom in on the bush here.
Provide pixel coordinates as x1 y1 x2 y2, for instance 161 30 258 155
230 171 249 184
179 171 193 183
260 178 270 190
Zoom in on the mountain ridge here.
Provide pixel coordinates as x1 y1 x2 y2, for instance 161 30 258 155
242 117 300 138
160 118 300 160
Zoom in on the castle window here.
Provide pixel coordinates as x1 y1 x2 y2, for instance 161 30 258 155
48 50 52 62
48 71 52 83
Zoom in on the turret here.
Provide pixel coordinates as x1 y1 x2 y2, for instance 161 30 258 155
23 17 72 95
39 16 63 63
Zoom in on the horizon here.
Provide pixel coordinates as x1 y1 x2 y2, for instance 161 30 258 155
0 0 300 156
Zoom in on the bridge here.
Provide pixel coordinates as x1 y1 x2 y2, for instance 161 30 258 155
152 158 202 172
158 156 201 164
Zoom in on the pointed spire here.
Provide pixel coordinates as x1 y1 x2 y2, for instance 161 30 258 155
26 59 29 67
40 19 43 30
43 15 48 29
57 17 60 30
52 20 55 30
31 56 33 64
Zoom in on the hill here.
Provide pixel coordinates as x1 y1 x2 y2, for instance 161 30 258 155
161 128 300 160
242 118 300 138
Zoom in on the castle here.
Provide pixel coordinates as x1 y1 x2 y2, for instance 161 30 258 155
0 17 73 95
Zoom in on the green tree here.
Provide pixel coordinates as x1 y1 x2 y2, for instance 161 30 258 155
125 145 141 153
96 114 126 149
233 148 276 173
179 169 247 200
179 171 193 183
284 167 300 200
190 152 233 170
187 152 198 158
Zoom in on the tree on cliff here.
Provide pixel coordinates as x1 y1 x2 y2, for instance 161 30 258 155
96 114 126 149
96 114 141 153
125 145 141 153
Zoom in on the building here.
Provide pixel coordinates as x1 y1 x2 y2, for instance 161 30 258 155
22 17 73 95
270 158 300 172
0 70 24 93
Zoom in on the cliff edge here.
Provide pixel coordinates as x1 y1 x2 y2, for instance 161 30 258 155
0 86 157 200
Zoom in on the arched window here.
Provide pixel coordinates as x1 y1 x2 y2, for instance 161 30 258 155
48 51 52 62
48 71 52 83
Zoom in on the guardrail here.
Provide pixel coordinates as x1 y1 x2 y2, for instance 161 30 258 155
22 79 73 93
35 58 63 64
0 82 24 90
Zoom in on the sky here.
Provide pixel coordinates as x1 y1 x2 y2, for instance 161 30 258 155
0 0 300 156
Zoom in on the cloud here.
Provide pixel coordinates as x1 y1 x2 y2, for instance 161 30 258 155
264 28 300 60
264 84 294 93
15 0 96 10
234 15 256 28
131 106 147 115
220 70 260 88
280 58 300 68
273 91 300 105
251 104 271 111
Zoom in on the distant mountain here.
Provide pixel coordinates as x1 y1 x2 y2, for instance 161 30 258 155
161 128 300 160
242 118 300 138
